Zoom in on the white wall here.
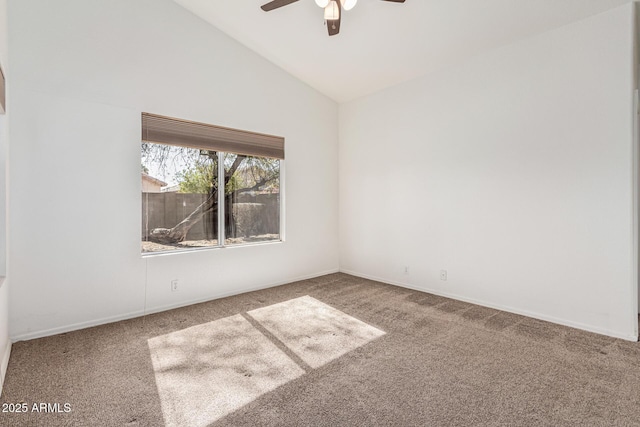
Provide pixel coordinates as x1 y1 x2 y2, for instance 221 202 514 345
0 278 8 396
339 4 638 340
0 0 8 396
6 0 636 342
635 3 640 316
8 0 339 339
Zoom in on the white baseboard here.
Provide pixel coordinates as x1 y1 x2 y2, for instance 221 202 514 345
0 340 11 398
340 268 639 343
10 268 340 342
11 310 147 343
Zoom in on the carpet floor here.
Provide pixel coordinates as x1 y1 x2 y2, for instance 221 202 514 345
1 273 640 426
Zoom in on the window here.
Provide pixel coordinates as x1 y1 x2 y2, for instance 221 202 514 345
141 113 283 254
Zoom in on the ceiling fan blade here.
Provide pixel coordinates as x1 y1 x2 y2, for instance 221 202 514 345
261 0 299 12
327 1 341 36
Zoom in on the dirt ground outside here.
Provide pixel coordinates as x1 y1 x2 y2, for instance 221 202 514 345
142 234 279 253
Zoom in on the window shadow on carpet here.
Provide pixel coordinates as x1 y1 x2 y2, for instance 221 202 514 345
147 296 385 427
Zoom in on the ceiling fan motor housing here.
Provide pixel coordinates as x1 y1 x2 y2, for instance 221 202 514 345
261 0 406 36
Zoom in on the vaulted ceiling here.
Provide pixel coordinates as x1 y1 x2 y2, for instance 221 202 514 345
174 0 630 103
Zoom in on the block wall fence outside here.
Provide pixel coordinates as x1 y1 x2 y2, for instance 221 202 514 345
142 192 279 241
142 192 212 240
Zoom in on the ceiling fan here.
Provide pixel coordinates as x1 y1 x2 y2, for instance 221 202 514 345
261 0 406 36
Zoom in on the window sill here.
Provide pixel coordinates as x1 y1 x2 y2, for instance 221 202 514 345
141 239 283 258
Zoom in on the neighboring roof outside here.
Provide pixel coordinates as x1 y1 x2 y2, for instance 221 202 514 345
142 172 168 187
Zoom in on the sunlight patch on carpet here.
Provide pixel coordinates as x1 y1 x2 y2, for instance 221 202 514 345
248 296 386 369
148 296 385 427
148 314 305 427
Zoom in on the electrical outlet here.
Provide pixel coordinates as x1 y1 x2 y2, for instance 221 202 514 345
171 279 179 292
440 270 447 281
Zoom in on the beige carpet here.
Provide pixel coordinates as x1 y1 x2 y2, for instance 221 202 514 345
1 273 640 426
148 296 384 426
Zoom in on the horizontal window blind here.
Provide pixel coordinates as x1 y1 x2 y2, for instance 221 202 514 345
142 113 284 159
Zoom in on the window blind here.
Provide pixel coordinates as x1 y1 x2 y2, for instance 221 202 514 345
142 113 285 159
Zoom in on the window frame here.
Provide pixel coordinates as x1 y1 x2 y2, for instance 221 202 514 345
141 113 285 257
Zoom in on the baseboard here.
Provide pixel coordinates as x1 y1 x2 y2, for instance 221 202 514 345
0 340 11 398
10 268 340 342
340 269 639 343
11 309 148 343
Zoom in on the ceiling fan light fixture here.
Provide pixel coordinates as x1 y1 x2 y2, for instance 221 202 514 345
315 0 330 8
324 1 340 20
340 0 357 11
